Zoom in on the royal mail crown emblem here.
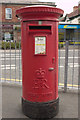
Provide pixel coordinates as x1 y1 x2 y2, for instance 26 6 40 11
36 68 45 79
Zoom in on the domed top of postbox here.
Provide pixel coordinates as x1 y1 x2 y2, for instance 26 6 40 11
16 5 64 21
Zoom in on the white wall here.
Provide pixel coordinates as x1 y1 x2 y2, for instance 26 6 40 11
67 16 79 24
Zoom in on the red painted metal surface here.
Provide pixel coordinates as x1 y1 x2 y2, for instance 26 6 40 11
16 6 64 102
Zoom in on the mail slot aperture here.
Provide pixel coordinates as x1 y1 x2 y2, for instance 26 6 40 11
29 25 52 33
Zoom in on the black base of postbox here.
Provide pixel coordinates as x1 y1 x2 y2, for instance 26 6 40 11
22 97 59 119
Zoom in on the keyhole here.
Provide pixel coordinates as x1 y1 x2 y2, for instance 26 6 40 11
52 57 55 63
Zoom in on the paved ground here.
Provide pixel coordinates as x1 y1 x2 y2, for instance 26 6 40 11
0 84 2 120
1 83 78 119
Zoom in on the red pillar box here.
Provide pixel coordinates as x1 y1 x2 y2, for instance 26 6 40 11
16 6 64 119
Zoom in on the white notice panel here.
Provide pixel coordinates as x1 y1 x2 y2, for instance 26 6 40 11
35 36 46 55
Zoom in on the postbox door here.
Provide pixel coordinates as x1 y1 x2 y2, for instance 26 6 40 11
30 34 58 102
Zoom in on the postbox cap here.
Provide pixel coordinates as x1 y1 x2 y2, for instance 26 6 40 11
16 5 64 21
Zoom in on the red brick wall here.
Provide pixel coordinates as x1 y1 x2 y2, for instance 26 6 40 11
0 4 2 22
73 6 78 12
2 4 26 23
